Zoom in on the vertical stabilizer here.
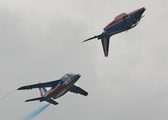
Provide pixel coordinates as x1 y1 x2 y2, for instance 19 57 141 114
101 36 110 57
39 87 47 97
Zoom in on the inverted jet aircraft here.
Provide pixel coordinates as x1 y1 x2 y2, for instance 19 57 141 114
83 7 146 57
17 73 88 105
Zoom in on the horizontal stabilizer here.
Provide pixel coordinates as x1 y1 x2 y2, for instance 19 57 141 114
25 97 58 105
46 99 58 105
25 97 43 102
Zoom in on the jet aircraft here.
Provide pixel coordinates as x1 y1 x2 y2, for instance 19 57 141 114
17 73 88 105
83 7 146 57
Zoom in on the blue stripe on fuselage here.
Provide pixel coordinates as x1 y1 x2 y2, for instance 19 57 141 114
103 17 131 33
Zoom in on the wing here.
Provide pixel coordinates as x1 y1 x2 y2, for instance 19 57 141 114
70 85 88 96
83 31 112 43
83 35 100 42
101 36 110 57
17 79 61 90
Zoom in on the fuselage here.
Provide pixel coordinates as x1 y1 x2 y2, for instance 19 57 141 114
98 7 146 39
42 74 81 101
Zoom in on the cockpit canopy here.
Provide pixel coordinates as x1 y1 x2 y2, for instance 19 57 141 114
114 13 127 20
61 73 75 78
104 13 129 30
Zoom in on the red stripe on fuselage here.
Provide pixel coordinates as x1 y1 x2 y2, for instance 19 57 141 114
128 7 145 15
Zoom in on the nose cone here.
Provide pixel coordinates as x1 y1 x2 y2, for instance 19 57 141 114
76 74 81 79
70 74 81 83
138 7 146 15
73 74 81 80
70 74 81 80
142 7 146 13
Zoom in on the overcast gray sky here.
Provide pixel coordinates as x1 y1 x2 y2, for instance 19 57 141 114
0 0 168 120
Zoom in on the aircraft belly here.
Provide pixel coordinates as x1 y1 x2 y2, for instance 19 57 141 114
53 89 69 99
53 77 78 99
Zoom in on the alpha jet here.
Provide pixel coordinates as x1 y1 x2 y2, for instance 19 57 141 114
17 73 88 105
83 7 146 57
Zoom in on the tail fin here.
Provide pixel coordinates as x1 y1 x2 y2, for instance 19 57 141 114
39 87 48 97
101 36 110 57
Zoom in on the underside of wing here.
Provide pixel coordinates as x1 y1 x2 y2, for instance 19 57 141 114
70 85 88 96
101 36 110 57
17 79 61 90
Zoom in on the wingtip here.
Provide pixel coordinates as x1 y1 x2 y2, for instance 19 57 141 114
53 102 59 105
82 35 98 43
82 39 89 43
84 91 88 96
17 86 32 90
17 87 25 90
17 87 21 90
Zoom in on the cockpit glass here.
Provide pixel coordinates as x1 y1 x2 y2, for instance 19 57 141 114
61 73 75 78
114 13 127 20
68 73 75 76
